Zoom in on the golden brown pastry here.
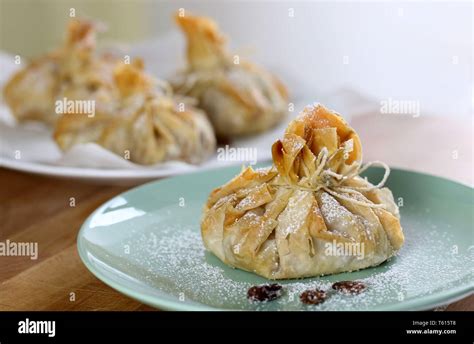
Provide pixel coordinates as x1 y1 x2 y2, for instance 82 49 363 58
173 13 289 139
4 19 216 165
201 103 404 279
53 56 216 165
3 19 118 125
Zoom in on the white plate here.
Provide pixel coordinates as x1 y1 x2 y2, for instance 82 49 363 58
0 33 366 183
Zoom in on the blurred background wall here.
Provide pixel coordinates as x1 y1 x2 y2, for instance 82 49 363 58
0 0 156 55
0 0 472 118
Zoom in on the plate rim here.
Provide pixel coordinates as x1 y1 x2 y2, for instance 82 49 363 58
0 156 196 180
2 154 472 187
76 166 474 311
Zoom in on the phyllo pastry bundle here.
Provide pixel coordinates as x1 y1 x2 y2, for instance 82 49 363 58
54 59 216 165
4 19 118 125
173 13 289 139
4 19 216 165
201 104 404 279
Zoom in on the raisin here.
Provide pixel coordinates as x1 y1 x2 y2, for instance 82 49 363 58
247 284 283 302
300 289 327 305
332 281 367 295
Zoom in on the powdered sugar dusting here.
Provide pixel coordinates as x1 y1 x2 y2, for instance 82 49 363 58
124 226 249 308
320 192 352 223
119 213 473 310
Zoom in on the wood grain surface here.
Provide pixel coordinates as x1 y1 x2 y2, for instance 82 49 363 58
0 168 154 311
0 167 472 311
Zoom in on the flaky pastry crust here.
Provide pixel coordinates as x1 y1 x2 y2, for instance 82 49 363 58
172 13 289 139
201 104 404 279
4 19 216 165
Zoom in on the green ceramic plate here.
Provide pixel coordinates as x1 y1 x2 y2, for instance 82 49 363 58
77 165 474 311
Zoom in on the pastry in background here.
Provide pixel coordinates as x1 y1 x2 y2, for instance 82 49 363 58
4 19 216 165
172 13 289 139
54 60 215 165
201 103 404 279
3 19 118 125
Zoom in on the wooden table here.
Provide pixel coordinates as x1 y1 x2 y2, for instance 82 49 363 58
0 113 472 310
0 168 154 310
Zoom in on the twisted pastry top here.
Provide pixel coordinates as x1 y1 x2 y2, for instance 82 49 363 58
271 104 391 208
